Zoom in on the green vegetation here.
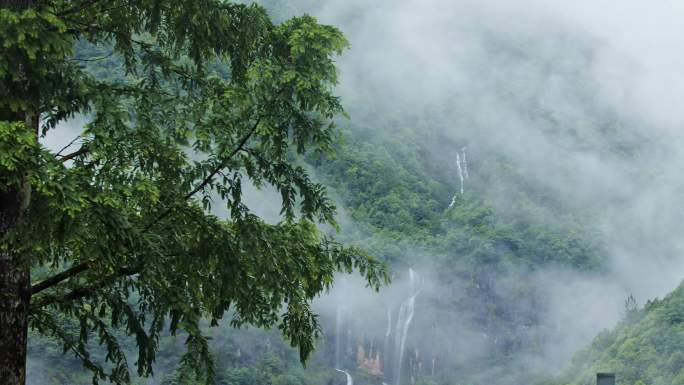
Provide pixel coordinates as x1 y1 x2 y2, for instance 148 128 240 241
312 124 605 272
0 1 387 384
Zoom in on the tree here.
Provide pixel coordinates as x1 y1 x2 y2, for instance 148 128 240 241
0 1 388 384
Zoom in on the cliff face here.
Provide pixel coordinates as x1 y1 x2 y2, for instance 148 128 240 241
356 344 383 377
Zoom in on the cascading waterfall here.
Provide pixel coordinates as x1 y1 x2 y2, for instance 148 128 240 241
431 356 436 377
335 306 343 369
456 153 464 195
334 305 354 385
392 269 420 385
393 295 418 385
381 307 392 373
383 307 392 372
461 147 469 178
331 269 422 385
336 369 354 385
334 276 353 371
448 147 469 208
346 308 354 367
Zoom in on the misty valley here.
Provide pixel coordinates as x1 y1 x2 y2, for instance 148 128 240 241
4 0 684 385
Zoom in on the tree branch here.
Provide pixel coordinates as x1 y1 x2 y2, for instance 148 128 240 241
30 261 91 296
54 134 82 157
31 265 141 309
142 117 261 232
59 146 90 163
30 118 261 302
56 0 102 17
68 52 114 62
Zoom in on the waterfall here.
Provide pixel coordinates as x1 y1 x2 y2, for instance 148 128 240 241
332 270 421 385
334 306 353 385
334 276 353 370
335 306 343 369
336 369 354 385
448 147 469 208
431 356 436 377
335 303 353 369
393 294 418 385
393 269 420 385
456 153 464 195
383 306 392 367
461 147 469 178
346 309 353 366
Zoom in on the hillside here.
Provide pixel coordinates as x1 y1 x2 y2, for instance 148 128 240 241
539 282 684 385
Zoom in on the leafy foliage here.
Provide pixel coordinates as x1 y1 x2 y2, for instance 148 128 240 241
0 1 388 384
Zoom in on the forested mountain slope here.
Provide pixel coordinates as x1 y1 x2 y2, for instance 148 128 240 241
539 282 684 385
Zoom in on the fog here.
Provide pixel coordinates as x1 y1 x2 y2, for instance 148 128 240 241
271 0 684 383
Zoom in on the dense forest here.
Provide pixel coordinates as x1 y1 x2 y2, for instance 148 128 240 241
5 1 684 385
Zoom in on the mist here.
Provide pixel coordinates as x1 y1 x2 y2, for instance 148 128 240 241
267 0 684 383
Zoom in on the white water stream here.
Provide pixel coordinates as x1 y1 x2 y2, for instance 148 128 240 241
448 147 469 208
392 268 421 385
336 369 354 385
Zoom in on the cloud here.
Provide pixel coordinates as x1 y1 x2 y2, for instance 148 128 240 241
298 0 684 304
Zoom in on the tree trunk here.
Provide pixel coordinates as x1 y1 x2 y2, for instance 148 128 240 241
0 187 29 385
0 0 36 382
0 108 36 385
0 111 35 385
